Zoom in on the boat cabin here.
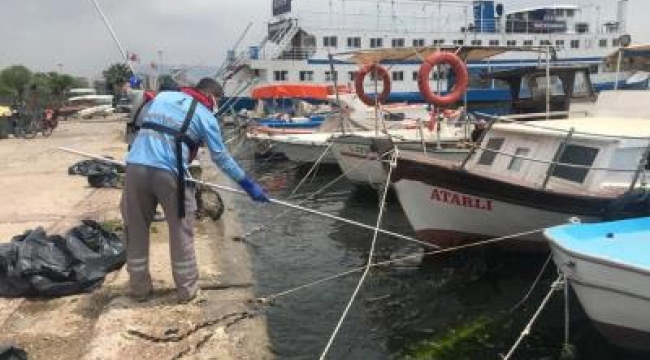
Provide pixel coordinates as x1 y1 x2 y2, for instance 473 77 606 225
468 91 650 195
486 66 596 116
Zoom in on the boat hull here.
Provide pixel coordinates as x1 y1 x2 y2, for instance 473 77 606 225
392 155 609 249
332 135 469 188
279 140 338 164
550 243 650 351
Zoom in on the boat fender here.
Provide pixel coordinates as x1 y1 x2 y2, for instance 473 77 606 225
604 189 650 221
418 52 469 107
354 64 391 106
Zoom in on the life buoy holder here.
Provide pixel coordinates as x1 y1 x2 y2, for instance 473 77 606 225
418 52 469 107
354 64 391 106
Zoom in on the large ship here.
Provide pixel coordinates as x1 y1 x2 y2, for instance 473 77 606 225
217 0 636 107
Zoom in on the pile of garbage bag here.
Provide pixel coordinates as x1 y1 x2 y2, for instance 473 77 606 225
0 220 126 298
68 159 125 188
0 345 27 360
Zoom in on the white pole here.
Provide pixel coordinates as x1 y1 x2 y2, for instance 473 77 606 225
614 49 623 91
56 146 433 247
546 47 551 120
87 0 136 74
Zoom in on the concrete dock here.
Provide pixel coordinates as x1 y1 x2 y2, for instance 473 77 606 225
0 116 272 359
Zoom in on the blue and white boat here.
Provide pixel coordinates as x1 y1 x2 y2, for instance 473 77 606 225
219 0 636 106
545 217 650 351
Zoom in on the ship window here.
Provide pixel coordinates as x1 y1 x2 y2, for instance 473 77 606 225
570 40 580 49
489 40 500 46
413 39 425 47
523 40 533 46
273 70 288 81
453 39 464 46
471 39 482 46
348 71 358 82
253 69 262 78
347 37 361 48
589 64 599 75
412 71 419 81
478 138 505 166
323 36 338 47
392 71 404 82
555 40 565 47
551 144 599 183
299 71 314 82
507 40 517 46
599 39 608 47
540 40 551 46
508 148 530 172
433 39 445 45
325 71 338 81
613 38 620 47
392 38 405 48
370 38 383 48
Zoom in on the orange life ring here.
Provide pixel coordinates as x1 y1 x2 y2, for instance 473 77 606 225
418 52 469 107
354 64 391 106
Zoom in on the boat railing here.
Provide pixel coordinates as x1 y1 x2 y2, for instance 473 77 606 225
474 112 650 140
462 113 650 191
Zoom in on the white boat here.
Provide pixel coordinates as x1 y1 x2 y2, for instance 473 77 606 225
545 217 650 351
70 95 114 119
331 121 470 188
219 0 635 106
247 92 436 163
392 90 650 249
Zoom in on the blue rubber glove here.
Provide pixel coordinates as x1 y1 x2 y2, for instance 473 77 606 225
238 177 270 203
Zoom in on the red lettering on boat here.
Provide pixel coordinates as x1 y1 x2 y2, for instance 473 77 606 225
429 188 493 212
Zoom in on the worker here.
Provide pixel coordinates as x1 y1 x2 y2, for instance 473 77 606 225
122 78 269 303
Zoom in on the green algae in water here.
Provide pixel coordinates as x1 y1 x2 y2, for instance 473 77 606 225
402 316 501 360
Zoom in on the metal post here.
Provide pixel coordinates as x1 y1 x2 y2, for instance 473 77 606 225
542 128 575 189
614 49 623 91
627 139 650 192
546 47 551 120
459 117 498 170
327 53 344 135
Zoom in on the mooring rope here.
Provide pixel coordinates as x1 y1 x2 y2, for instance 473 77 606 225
508 253 553 313
502 275 564 360
259 227 549 302
318 148 398 360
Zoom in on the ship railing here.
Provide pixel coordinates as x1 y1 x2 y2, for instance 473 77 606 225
460 112 650 191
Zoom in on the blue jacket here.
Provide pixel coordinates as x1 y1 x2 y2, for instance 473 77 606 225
127 91 246 182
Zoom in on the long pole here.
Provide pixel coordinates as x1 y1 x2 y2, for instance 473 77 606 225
87 0 136 74
57 147 431 246
614 48 623 91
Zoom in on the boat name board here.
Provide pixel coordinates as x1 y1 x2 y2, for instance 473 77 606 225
430 187 493 211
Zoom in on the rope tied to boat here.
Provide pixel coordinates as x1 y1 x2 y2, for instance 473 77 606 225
318 146 398 360
502 275 565 360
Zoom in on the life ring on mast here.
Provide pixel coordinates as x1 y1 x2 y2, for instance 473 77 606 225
418 52 469 107
354 64 391 106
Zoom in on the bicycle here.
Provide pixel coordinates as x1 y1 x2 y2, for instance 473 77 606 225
13 110 58 139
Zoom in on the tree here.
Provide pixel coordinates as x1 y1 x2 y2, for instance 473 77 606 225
103 63 132 94
0 65 32 100
47 72 76 103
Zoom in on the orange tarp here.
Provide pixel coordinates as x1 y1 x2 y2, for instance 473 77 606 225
251 84 350 100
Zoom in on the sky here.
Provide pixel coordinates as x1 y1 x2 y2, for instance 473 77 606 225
1 0 647 80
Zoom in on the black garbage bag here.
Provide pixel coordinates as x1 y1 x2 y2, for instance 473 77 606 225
0 221 126 298
68 159 124 189
66 220 126 273
68 159 124 176
0 345 27 360
86 172 121 188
